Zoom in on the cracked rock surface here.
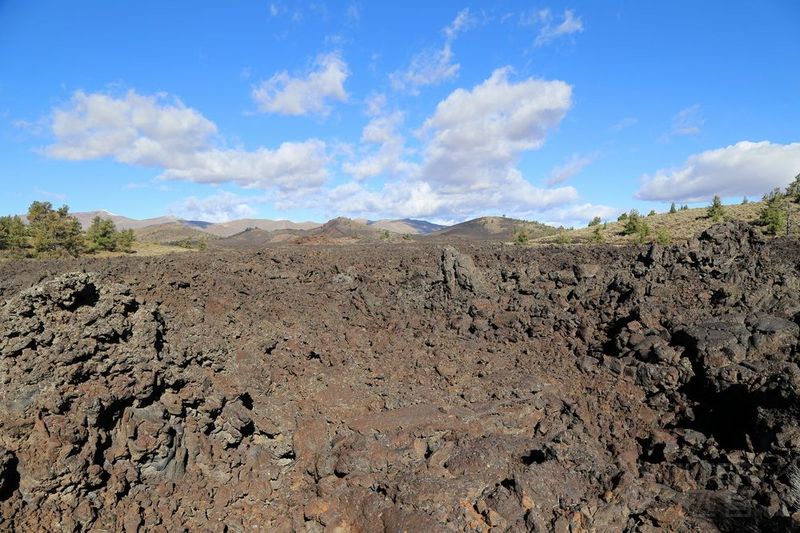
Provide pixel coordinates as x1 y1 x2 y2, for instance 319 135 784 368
0 222 799 531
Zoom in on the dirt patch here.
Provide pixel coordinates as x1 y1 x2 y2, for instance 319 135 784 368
0 222 799 531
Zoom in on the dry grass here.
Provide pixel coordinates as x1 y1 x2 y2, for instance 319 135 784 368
534 201 769 246
0 241 192 262
104 242 193 257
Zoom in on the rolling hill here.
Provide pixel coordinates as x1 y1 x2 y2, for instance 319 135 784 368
202 219 321 237
69 210 180 230
427 216 561 242
533 202 768 245
134 222 219 246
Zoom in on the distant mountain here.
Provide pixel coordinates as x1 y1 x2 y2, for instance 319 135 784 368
69 211 321 237
66 209 566 245
202 218 320 237
71 210 179 230
367 218 445 235
427 216 560 241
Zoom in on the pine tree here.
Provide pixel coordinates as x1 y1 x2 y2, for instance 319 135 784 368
707 195 725 222
116 229 135 252
786 173 800 203
0 215 27 252
759 188 788 235
27 201 84 257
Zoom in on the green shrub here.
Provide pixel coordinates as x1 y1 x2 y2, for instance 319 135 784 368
617 213 628 222
173 238 207 251
680 204 689 211
590 225 604 243
647 209 657 217
621 209 642 235
515 230 529 245
555 233 572 244
759 188 788 235
588 216 602 227
669 203 677 214
655 227 671 245
706 195 725 221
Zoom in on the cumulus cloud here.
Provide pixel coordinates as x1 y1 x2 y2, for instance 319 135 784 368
636 141 800 202
533 9 584 47
47 90 216 165
419 67 572 188
331 68 580 220
390 9 474 94
168 191 259 223
342 110 416 180
546 152 598 186
327 175 577 222
45 89 329 193
158 141 328 191
251 53 349 116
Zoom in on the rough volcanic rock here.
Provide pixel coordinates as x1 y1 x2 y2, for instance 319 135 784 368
0 222 798 531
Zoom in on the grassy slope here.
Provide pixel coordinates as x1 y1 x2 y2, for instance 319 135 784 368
0 241 192 262
534 202 767 245
134 222 219 246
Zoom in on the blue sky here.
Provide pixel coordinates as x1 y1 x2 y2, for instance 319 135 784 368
1 1 799 225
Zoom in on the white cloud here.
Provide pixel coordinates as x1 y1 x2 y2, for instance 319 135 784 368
364 92 387 117
666 104 703 138
636 141 800 202
47 90 217 165
327 181 444 219
45 89 329 193
390 44 459 94
445 8 475 40
326 176 578 222
330 68 580 220
419 67 572 188
158 140 329 191
168 191 259 223
251 53 349 116
534 9 584 47
342 111 414 180
538 203 620 228
390 9 475 94
546 152 598 186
